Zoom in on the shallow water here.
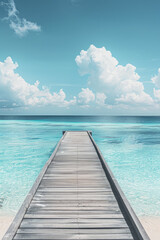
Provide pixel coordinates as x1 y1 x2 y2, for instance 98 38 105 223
0 116 160 216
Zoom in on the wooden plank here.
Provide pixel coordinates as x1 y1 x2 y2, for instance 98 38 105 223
31 200 118 204
32 196 116 201
16 228 131 234
35 192 114 196
14 233 134 240
37 187 111 192
28 203 120 208
19 223 129 230
24 213 124 219
20 218 127 223
26 209 121 214
28 206 120 211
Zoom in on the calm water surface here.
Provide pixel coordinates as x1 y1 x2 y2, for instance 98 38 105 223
0 116 160 216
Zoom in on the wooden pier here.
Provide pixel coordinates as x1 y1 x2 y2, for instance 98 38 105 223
3 131 150 240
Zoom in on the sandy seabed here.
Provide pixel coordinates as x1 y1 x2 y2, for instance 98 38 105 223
139 216 160 240
0 216 14 240
0 215 160 239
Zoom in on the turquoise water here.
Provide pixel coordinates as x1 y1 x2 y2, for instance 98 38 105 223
0 116 160 217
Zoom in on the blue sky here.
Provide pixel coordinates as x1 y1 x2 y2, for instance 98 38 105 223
0 0 160 115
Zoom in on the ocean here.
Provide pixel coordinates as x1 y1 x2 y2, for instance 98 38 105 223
0 116 160 217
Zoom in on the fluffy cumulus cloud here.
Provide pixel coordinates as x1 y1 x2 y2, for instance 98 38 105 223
116 92 153 105
152 68 160 88
77 88 108 108
153 89 160 101
76 45 153 106
2 0 41 36
151 69 160 102
78 88 95 105
96 93 107 105
0 57 76 108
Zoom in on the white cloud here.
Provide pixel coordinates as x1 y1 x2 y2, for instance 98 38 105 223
96 93 107 105
78 88 95 105
76 45 153 106
116 92 153 105
153 88 160 101
2 0 41 36
77 88 107 107
0 57 76 108
151 68 160 102
152 68 160 88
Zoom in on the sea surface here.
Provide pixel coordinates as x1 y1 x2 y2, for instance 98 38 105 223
0 116 160 217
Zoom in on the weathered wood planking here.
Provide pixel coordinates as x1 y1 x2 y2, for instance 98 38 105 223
3 131 150 240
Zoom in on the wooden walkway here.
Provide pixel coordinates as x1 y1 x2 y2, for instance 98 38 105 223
3 131 150 240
